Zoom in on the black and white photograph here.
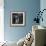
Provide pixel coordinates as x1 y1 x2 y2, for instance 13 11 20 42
11 12 25 26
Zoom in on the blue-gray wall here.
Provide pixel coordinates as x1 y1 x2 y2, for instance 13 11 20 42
40 0 46 27
4 0 40 42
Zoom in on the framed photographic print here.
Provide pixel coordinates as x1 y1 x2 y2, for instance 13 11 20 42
11 12 25 26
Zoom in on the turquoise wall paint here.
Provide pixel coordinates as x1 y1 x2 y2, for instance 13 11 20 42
4 0 40 42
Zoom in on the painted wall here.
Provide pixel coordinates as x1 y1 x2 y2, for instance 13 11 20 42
4 0 40 42
40 0 46 27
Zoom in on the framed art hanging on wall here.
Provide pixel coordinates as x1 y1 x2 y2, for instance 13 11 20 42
11 12 25 26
